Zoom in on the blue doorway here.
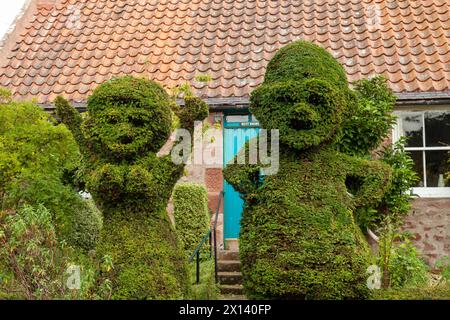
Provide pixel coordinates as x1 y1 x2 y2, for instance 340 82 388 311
223 114 260 240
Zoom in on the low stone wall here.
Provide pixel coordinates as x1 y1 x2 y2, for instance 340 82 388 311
403 198 450 266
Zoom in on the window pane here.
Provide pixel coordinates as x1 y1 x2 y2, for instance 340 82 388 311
407 151 424 187
400 113 423 147
425 111 450 147
425 150 450 187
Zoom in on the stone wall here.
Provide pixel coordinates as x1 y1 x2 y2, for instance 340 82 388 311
403 198 450 266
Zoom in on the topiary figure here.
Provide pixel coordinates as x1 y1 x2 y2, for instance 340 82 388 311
223 41 392 299
55 76 208 299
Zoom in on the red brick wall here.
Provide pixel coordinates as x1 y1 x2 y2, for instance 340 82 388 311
403 198 450 266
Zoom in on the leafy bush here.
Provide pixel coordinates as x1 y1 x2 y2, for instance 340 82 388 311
224 41 392 299
0 96 101 251
55 76 208 299
389 238 429 288
335 76 396 157
0 205 96 299
173 183 210 258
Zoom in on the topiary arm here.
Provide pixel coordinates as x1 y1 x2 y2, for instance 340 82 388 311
54 96 87 153
342 154 392 208
222 141 264 197
172 96 209 134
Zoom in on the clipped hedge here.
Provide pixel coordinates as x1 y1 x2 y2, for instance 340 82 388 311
173 183 211 258
56 76 208 299
224 41 392 299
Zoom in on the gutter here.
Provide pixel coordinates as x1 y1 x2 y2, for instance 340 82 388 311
39 91 450 113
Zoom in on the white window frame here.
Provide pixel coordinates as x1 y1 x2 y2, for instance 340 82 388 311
393 109 450 198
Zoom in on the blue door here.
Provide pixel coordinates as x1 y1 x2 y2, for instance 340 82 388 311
223 114 260 239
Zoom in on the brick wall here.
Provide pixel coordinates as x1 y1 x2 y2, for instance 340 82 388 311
403 198 450 266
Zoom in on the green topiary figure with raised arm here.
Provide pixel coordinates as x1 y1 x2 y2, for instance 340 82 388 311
55 76 208 299
223 41 392 299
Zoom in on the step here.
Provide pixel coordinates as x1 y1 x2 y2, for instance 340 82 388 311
218 271 243 285
218 250 239 261
217 260 241 272
219 284 244 296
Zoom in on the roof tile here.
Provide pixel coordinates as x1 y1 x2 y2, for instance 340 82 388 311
0 0 449 103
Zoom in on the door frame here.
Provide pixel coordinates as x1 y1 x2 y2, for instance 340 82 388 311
222 112 260 248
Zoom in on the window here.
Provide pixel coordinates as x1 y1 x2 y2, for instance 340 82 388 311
393 109 450 197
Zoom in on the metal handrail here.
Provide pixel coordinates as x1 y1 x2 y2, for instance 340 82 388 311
188 191 223 284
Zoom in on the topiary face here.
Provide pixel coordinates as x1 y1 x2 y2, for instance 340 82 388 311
250 41 349 150
84 77 174 160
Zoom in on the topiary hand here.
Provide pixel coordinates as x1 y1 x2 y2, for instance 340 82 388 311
173 96 209 132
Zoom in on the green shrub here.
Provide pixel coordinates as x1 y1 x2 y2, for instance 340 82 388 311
389 238 429 288
335 76 396 157
224 41 392 299
0 205 96 300
188 259 219 300
55 76 208 299
0 96 101 251
173 183 210 258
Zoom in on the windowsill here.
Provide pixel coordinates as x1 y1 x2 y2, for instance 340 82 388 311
412 187 450 198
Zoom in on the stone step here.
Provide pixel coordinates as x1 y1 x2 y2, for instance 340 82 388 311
217 260 241 272
219 284 244 296
218 250 239 261
218 271 243 285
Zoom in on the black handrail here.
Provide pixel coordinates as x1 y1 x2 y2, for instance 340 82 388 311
188 191 223 284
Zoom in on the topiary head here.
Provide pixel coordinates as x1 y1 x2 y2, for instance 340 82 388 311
84 76 174 161
250 40 350 150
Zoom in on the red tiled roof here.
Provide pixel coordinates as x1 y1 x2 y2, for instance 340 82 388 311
0 0 449 104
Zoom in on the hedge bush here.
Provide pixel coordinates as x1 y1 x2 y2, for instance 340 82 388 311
173 183 211 259
224 40 392 299
55 76 208 299
0 96 101 251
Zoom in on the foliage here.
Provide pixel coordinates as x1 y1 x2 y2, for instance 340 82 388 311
335 76 397 157
0 205 96 300
95 211 189 300
0 87 12 104
173 183 210 259
0 96 101 251
434 256 450 284
263 40 349 90
188 259 219 300
332 75 417 231
389 237 429 288
371 283 450 300
376 218 429 290
376 138 419 222
55 76 208 299
224 41 392 299
85 76 175 161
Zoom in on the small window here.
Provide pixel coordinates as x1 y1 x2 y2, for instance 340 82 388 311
393 109 450 198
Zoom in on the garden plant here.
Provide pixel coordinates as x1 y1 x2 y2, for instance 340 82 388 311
55 76 208 299
223 41 392 299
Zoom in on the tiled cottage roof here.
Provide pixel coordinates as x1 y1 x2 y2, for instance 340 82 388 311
0 0 449 104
